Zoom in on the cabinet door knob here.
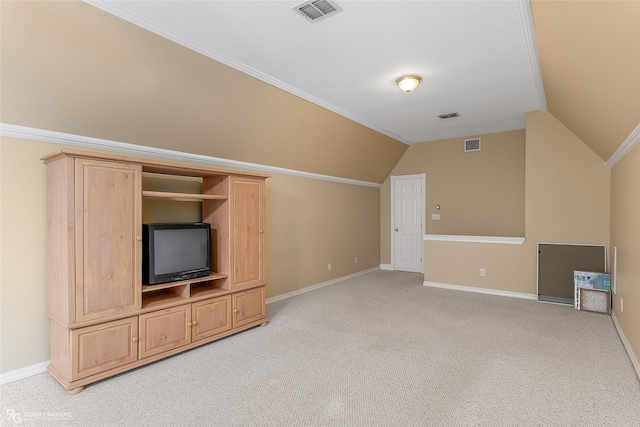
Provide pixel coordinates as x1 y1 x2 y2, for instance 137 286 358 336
233 308 239 313
192 320 198 326
132 337 139 343
136 235 142 241
187 322 193 327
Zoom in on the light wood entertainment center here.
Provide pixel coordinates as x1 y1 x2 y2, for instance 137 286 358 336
43 149 268 393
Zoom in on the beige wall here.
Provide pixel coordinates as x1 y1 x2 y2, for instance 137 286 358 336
266 174 380 297
0 137 380 373
1 138 53 373
532 0 640 161
0 1 407 184
424 111 610 296
381 129 525 264
610 144 640 367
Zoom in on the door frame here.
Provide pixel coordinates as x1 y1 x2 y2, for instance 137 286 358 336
390 173 426 273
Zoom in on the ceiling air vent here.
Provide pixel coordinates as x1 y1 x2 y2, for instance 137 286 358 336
437 112 460 119
294 0 343 23
465 138 481 152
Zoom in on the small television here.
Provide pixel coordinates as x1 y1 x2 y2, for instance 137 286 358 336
142 222 212 285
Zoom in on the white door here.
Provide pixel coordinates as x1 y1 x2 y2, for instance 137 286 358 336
393 176 424 273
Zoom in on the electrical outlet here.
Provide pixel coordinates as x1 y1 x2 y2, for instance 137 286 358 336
621 298 623 313
480 268 486 277
431 213 440 220
328 263 332 271
355 257 358 264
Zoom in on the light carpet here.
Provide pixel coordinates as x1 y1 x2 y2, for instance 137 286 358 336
2 270 639 426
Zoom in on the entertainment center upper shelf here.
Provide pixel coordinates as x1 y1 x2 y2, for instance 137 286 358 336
142 191 227 200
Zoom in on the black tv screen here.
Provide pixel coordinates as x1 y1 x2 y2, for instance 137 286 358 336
143 223 212 285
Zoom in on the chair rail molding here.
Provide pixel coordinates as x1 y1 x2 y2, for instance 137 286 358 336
424 235 525 245
0 123 381 188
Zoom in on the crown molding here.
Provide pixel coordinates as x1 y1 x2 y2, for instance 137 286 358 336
83 1 411 145
518 0 547 111
0 123 382 188
607 123 640 168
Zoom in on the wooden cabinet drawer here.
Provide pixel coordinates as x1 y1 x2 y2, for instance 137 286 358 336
139 305 191 359
232 287 266 328
71 317 138 381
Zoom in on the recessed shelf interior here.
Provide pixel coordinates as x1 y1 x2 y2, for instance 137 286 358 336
141 285 189 310
191 280 227 298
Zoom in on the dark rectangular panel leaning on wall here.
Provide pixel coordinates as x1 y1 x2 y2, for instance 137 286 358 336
537 243 606 304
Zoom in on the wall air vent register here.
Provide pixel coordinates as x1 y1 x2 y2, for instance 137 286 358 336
464 138 481 152
294 0 343 23
437 112 460 119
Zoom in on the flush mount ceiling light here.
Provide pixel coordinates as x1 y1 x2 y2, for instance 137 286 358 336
396 75 422 93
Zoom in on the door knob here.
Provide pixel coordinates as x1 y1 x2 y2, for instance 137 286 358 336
395 228 399 231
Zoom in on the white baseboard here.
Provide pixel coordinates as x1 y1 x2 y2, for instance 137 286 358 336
266 267 379 304
423 281 538 301
1 268 379 385
611 311 640 381
380 264 393 271
0 361 49 386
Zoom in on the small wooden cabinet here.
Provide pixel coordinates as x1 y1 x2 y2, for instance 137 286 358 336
72 317 139 381
233 287 266 328
192 296 232 341
44 149 268 392
139 305 192 359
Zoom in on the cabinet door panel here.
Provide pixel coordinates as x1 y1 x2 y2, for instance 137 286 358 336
231 178 264 289
72 317 138 381
192 296 232 341
75 159 142 322
139 305 191 359
232 287 266 328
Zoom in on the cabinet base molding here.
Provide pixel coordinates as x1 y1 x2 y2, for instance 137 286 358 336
48 317 266 392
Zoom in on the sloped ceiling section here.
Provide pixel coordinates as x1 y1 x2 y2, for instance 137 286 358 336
85 0 545 145
531 0 640 161
0 1 407 183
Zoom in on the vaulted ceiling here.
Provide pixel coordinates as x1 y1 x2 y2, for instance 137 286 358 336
2 1 638 170
85 0 639 160
87 0 546 145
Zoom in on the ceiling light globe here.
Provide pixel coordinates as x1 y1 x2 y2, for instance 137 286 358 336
396 75 422 93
